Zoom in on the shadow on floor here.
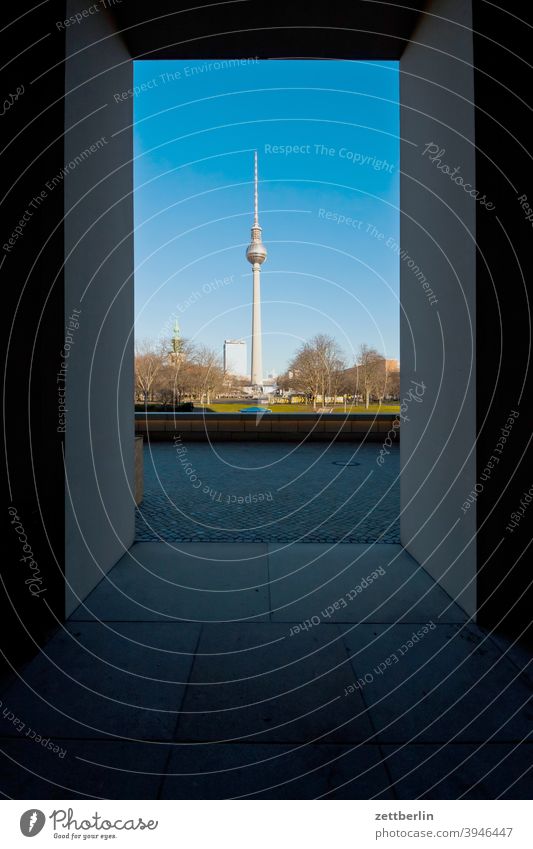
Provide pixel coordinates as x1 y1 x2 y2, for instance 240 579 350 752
0 543 531 799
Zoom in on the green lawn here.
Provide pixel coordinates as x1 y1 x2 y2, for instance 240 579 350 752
208 403 400 414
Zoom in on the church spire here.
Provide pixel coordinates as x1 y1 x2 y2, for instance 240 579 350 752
171 318 182 355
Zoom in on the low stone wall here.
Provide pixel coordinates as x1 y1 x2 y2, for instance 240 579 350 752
135 412 399 442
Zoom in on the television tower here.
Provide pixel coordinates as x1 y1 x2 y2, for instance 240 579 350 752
246 151 267 391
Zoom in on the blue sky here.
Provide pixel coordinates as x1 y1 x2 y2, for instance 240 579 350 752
133 59 399 374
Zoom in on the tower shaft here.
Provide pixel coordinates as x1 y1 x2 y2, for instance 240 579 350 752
251 264 262 387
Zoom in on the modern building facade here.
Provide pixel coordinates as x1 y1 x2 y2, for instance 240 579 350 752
223 339 247 376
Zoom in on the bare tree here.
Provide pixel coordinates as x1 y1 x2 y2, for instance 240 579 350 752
338 365 359 402
134 339 165 403
288 334 346 409
223 373 249 397
384 363 400 399
185 346 224 405
355 344 386 408
276 371 293 395
159 337 195 406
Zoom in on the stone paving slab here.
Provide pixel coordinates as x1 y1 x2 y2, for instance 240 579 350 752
383 742 533 799
70 543 270 623
0 622 200 740
268 544 467 624
0 739 170 799
175 622 376 744
340 623 533 744
160 742 394 799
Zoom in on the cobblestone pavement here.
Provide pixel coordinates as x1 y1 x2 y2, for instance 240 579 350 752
136 441 400 543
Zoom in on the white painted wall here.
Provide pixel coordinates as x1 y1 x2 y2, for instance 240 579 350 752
399 0 477 616
64 2 134 615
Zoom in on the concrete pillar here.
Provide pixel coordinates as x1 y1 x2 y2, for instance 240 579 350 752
399 0 477 617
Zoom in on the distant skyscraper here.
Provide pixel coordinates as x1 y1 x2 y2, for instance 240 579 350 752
224 339 247 377
246 151 267 390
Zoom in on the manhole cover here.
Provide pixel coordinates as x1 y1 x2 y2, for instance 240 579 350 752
332 461 361 467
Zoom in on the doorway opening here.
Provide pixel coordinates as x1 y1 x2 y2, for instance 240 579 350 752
132 58 402 548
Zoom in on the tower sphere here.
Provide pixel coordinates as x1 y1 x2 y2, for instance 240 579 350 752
246 230 267 264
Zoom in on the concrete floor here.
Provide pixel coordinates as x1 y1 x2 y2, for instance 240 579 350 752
1 542 531 799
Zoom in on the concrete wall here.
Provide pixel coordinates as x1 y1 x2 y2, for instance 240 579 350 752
399 0 477 616
64 2 134 615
